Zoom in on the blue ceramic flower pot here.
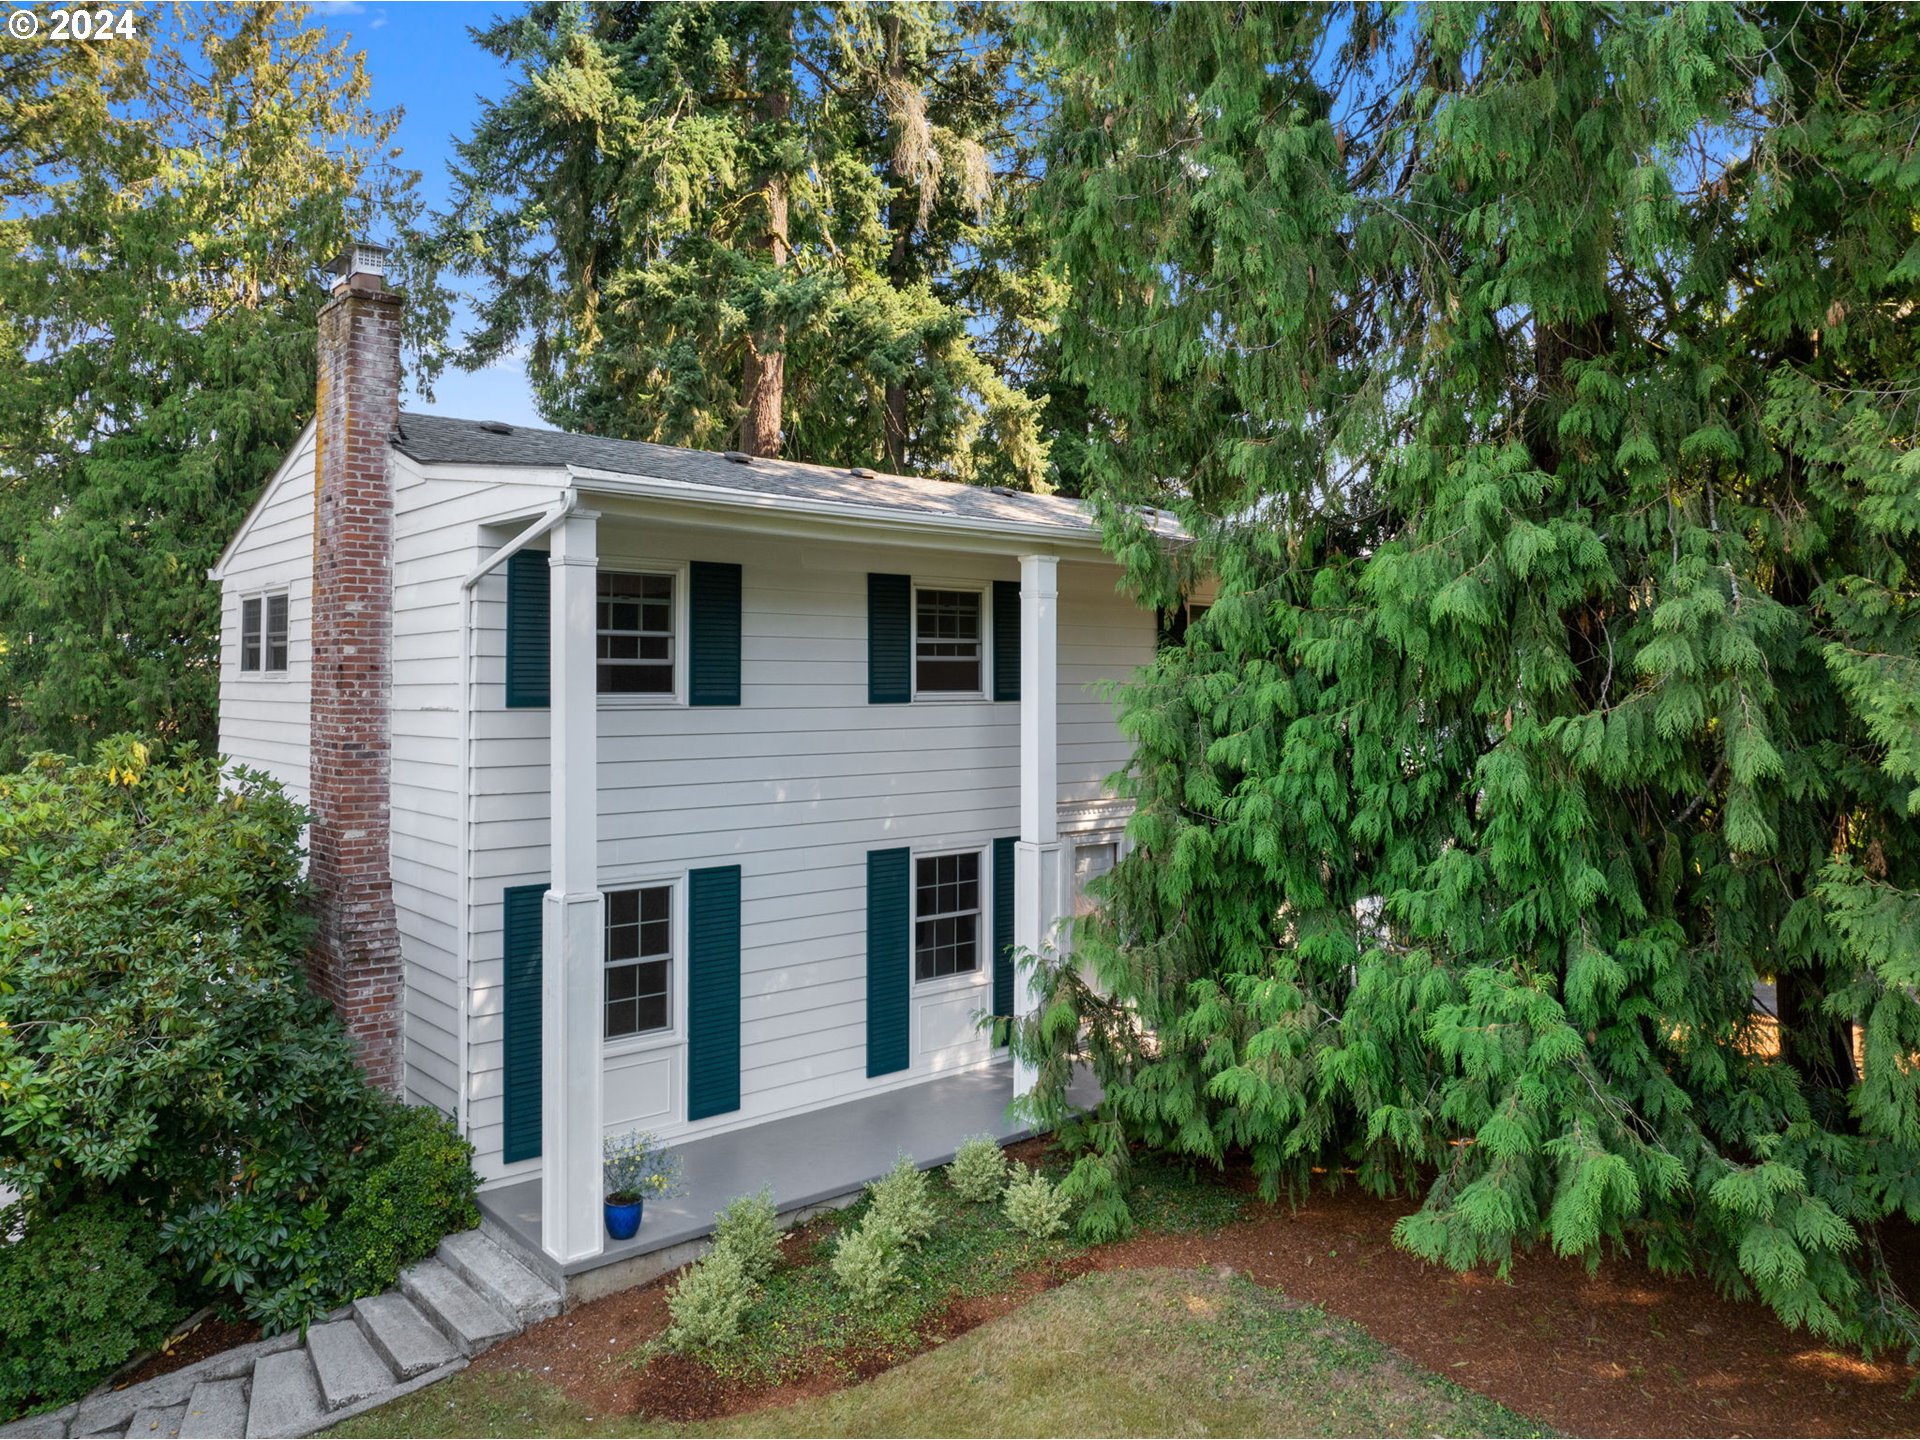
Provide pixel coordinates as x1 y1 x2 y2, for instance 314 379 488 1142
604 1196 644 1240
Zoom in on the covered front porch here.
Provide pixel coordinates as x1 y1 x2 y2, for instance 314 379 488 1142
524 496 1078 1271
478 1059 1100 1303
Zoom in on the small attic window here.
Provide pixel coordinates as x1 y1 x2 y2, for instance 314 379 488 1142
477 421 514 435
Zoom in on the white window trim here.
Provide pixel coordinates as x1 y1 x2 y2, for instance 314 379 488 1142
911 844 989 991
595 557 689 708
599 871 687 1058
910 581 989 703
236 586 292 681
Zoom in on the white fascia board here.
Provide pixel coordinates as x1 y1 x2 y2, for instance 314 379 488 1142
208 418 318 581
560 463 1126 556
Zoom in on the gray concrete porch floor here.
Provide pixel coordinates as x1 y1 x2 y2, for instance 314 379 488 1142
478 1058 1098 1301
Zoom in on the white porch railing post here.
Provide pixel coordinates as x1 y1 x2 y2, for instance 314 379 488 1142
542 508 605 1264
1014 553 1061 1099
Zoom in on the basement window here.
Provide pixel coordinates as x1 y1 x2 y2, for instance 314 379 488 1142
240 591 289 674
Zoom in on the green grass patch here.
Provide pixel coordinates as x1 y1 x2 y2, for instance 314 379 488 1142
330 1268 1545 1439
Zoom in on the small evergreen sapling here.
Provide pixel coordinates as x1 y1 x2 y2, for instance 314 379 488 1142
1003 1163 1071 1241
712 1187 781 1287
947 1136 1010 1203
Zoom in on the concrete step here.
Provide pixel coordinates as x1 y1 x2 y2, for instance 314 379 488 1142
242 1350 324 1440
0 1406 75 1439
304 1321 395 1414
398 1259 516 1358
123 1404 183 1440
436 1228 561 1327
350 1292 459 1380
175 1380 247 1440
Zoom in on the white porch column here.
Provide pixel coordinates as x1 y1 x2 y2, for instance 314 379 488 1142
1013 553 1062 1099
542 509 604 1263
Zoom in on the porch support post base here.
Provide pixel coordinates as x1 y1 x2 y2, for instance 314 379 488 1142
1012 840 1063 1097
541 890 605 1262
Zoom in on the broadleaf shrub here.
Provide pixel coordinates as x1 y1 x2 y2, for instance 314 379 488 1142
712 1187 781 1287
0 741 481 1382
866 1156 936 1249
664 1245 754 1355
327 1103 482 1300
830 1215 905 1309
0 1198 179 1418
947 1136 1010 1203
1003 1163 1071 1241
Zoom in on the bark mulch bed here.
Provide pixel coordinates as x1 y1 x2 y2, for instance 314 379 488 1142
472 1148 1919 1438
114 1313 262 1389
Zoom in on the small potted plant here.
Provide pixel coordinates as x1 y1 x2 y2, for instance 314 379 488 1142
603 1130 685 1240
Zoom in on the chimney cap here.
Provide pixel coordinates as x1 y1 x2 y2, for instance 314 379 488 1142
328 240 392 287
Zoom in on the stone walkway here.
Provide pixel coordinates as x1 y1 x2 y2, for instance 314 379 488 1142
1 1228 559 1440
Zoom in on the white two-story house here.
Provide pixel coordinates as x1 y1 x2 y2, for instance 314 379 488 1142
211 245 1168 1292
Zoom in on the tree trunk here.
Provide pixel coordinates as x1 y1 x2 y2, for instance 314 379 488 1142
741 10 792 458
880 12 912 473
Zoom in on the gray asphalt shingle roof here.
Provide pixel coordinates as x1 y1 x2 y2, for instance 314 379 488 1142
391 410 1108 536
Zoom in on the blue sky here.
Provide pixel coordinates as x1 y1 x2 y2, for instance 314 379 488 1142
311 0 546 428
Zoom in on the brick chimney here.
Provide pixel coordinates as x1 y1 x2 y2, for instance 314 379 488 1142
308 240 403 1091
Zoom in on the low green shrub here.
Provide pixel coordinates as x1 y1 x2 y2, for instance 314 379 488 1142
713 1188 781 1287
665 1245 755 1355
1004 1163 1072 1241
867 1156 936 1248
328 1103 482 1300
830 1215 906 1309
947 1135 1010 1203
0 1198 181 1418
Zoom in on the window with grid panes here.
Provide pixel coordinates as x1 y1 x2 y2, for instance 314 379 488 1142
914 851 980 981
240 592 289 673
597 572 674 694
605 885 672 1038
914 588 982 693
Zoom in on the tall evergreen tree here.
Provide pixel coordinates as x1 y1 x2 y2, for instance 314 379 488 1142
1015 2 1920 1353
427 0 1054 486
0 3 411 765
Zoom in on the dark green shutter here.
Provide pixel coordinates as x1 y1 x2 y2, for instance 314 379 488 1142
1155 602 1189 651
687 865 742 1120
505 549 550 707
992 836 1017 1028
501 884 546 1163
867 573 911 704
866 847 911 1076
689 562 742 707
992 581 1021 702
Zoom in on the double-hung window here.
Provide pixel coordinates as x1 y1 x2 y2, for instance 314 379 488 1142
605 885 672 1039
240 591 289 674
914 851 981 981
598 572 674 694
914 588 982 695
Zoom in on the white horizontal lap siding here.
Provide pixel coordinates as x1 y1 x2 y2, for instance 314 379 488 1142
1058 559 1155 804
465 518 1143 1180
217 428 316 802
391 463 564 1117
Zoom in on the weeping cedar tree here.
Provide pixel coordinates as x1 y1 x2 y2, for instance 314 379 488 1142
421 1 1057 487
1010 3 1920 1354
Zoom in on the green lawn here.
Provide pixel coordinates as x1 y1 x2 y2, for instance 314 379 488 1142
330 1267 1545 1439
